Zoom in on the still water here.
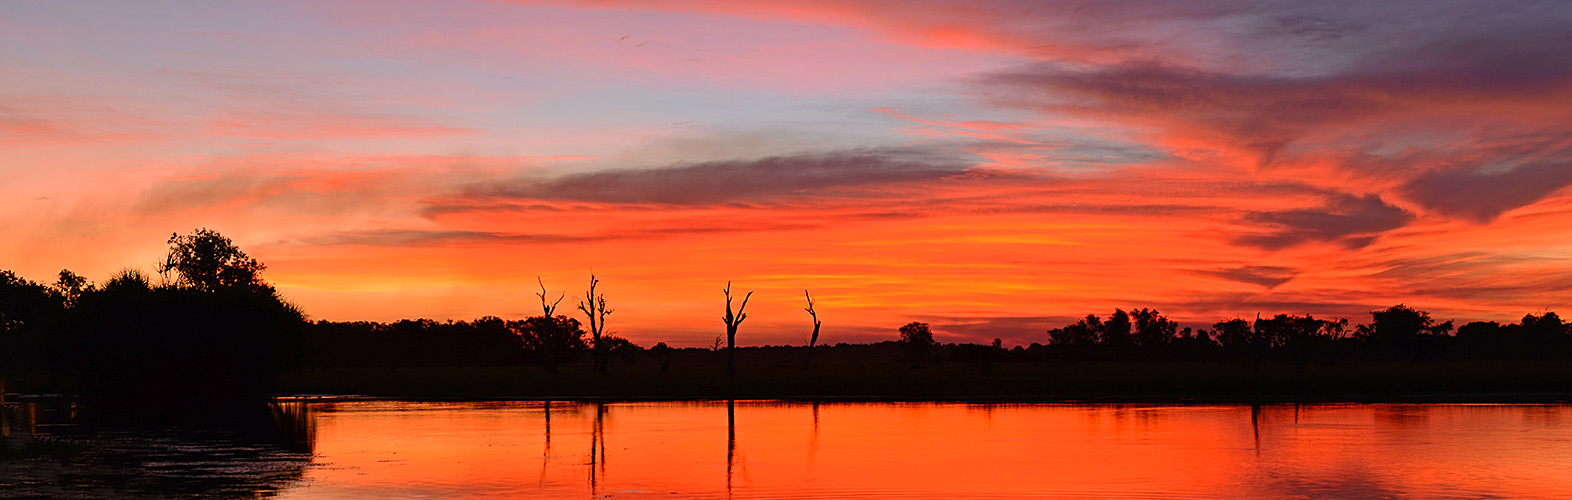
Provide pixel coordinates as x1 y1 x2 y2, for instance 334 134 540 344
5 401 1572 498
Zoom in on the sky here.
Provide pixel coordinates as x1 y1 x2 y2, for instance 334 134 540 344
5 1 1572 347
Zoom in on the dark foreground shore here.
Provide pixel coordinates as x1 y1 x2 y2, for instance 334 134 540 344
9 360 1571 403
267 360 1572 403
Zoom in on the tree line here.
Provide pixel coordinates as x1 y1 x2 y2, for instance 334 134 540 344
3 229 1572 408
1035 306 1572 370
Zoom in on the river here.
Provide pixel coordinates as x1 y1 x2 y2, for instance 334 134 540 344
4 401 1571 498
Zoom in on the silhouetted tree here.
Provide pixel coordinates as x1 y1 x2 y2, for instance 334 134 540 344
53 269 93 308
1047 314 1101 360
1455 320 1505 358
802 290 821 370
535 277 565 374
1169 326 1221 360
1213 318 1253 366
721 282 752 376
0 270 59 336
1517 312 1571 355
1356 304 1453 359
597 334 640 366
1102 309 1133 351
1455 313 1572 359
1132 308 1177 348
1520 311 1567 335
1254 314 1345 373
467 316 527 365
578 273 614 375
514 315 588 362
0 270 63 402
898 321 935 364
302 316 531 368
158 228 268 292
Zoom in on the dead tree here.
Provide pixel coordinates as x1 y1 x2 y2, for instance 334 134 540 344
802 290 821 370
578 273 613 375
722 282 752 376
536 277 565 374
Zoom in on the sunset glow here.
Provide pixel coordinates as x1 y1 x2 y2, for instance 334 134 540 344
6 1 1572 346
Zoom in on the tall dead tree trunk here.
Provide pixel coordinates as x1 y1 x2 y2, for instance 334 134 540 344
537 277 564 374
802 290 821 370
578 273 613 375
722 282 752 377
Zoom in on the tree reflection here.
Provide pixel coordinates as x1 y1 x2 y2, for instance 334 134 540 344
539 400 551 486
727 399 736 496
1251 404 1261 456
588 401 607 495
808 401 820 471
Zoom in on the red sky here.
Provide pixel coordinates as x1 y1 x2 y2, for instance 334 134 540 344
5 1 1572 346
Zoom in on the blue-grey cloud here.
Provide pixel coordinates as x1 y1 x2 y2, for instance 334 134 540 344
463 147 976 205
1235 194 1412 250
1400 161 1572 222
975 1 1572 222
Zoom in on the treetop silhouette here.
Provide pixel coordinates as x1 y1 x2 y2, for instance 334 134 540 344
535 277 566 374
158 228 268 292
579 273 614 375
802 290 821 370
722 281 752 376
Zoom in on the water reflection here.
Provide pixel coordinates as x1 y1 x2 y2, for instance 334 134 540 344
283 402 1572 499
8 401 1572 498
1 400 314 499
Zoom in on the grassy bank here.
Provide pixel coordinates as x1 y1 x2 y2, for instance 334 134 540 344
264 360 1572 402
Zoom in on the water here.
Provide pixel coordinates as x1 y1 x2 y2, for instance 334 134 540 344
5 401 1572 498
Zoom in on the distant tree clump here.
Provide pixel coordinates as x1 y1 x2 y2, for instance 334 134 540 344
1047 314 1102 359
1355 304 1454 359
1132 308 1177 348
515 315 589 360
898 321 935 364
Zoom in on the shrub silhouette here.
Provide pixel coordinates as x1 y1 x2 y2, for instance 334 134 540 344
53 269 304 410
49 230 305 411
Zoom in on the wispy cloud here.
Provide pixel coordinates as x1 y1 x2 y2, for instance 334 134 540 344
176 70 474 140
1197 265 1299 289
